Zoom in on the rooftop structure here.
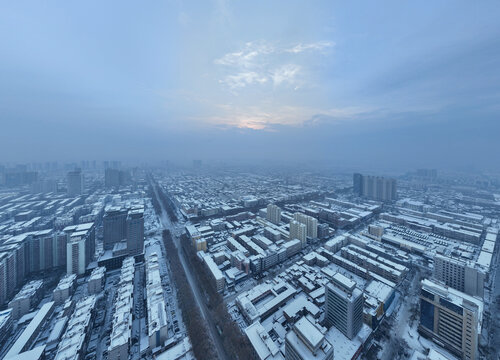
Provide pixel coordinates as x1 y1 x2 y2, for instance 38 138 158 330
236 280 297 323
8 280 43 319
54 295 96 360
53 274 76 304
285 316 334 360
245 321 284 360
4 301 54 359
88 266 106 294
108 257 135 360
145 252 168 349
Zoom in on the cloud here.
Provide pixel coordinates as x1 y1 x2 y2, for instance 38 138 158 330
272 64 301 86
220 71 268 89
214 41 274 68
214 40 333 92
192 103 370 131
285 41 334 54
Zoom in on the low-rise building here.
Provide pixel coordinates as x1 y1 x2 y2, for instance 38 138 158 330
54 295 96 360
4 301 54 359
146 252 168 350
88 266 106 294
8 279 43 319
108 257 135 360
53 274 77 304
285 316 334 360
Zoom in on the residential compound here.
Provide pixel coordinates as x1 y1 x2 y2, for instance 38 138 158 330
103 204 144 255
353 173 397 202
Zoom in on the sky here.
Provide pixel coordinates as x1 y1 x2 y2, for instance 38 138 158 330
1 1 499 171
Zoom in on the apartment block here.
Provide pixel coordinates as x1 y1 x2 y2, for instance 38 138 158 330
325 272 364 340
419 278 483 360
267 204 282 225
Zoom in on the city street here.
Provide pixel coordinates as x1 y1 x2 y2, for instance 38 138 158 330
152 184 229 360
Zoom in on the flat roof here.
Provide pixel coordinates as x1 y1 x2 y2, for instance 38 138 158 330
332 272 356 292
10 280 43 302
55 296 96 360
5 302 54 358
244 321 283 360
5 345 45 360
54 274 76 292
294 316 324 349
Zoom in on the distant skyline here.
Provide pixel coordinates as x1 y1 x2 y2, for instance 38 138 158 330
1 1 499 171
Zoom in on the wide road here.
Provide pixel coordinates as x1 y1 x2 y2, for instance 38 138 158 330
152 183 229 360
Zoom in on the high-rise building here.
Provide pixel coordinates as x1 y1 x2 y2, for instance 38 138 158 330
352 173 397 201
28 230 57 273
266 204 282 225
0 309 13 347
105 168 130 188
419 278 483 360
67 235 86 275
103 207 128 250
353 173 363 196
325 272 364 340
416 169 437 179
289 220 307 247
285 316 334 360
67 169 83 196
0 253 8 306
293 213 318 239
433 254 486 298
64 223 95 275
126 208 144 255
104 206 144 254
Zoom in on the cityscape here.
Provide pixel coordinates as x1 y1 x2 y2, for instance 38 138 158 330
1 1 500 360
0 164 498 360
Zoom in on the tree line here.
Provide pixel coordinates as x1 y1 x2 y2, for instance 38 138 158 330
162 230 219 359
157 186 178 222
149 175 256 359
180 233 256 359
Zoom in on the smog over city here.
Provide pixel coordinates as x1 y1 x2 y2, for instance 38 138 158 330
0 1 499 360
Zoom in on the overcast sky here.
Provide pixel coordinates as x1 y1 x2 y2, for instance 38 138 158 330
1 1 499 171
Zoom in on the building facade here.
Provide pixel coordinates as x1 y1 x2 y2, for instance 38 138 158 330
293 213 318 239
353 173 397 201
325 272 364 340
67 169 83 196
289 221 307 247
126 209 144 256
267 204 282 225
434 254 485 298
419 278 483 360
